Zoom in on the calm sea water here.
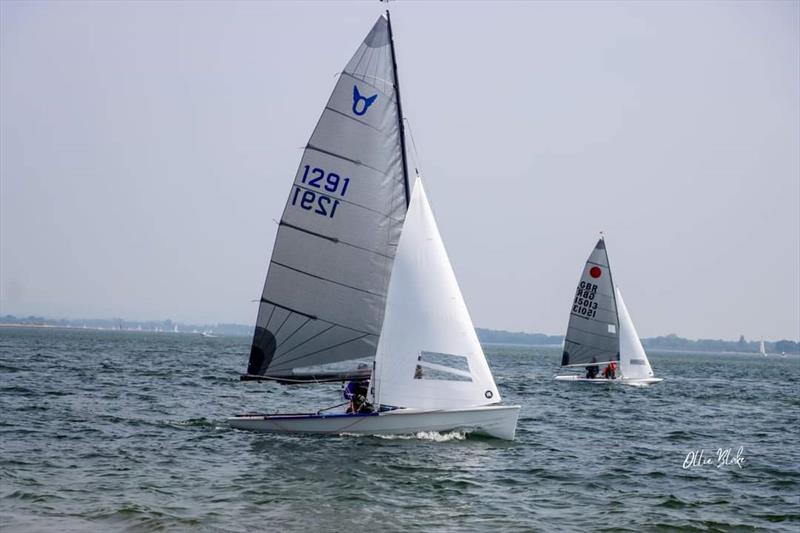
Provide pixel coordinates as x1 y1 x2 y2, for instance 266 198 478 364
1 327 798 532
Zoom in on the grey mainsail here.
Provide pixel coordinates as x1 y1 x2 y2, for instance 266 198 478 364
561 238 620 367
246 15 408 379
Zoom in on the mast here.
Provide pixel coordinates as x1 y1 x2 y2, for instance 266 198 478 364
386 9 411 207
601 234 621 328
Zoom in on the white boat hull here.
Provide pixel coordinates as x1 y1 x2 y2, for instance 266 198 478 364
554 375 663 387
229 404 521 440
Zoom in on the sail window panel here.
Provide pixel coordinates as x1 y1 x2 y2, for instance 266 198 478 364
414 364 473 383
270 326 375 371
567 316 618 341
418 351 471 373
414 351 473 383
264 262 385 336
566 320 619 345
271 230 394 297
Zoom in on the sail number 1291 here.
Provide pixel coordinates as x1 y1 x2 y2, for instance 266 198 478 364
290 165 351 219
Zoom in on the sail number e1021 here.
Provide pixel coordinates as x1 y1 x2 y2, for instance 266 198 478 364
572 281 598 318
290 165 351 219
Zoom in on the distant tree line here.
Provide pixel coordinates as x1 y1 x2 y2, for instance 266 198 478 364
641 333 799 354
476 328 562 346
1 315 797 353
0 315 252 337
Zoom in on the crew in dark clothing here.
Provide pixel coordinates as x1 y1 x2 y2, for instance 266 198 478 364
343 379 370 413
585 364 599 379
343 364 372 413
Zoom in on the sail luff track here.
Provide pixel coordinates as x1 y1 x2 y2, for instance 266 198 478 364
387 10 410 207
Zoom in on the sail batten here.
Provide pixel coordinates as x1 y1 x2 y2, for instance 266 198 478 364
269 261 385 297
283 188 404 222
323 106 393 133
247 15 407 376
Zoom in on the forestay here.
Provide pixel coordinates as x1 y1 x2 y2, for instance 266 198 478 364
247 16 407 376
616 288 655 379
371 179 501 410
561 238 620 367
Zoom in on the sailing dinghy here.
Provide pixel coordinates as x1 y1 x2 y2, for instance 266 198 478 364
554 237 663 386
229 13 520 439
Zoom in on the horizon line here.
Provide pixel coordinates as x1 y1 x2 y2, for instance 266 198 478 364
1 312 797 344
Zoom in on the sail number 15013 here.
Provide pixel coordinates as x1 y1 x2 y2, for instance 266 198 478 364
290 165 351 219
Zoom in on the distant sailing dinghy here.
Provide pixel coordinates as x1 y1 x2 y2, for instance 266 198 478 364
229 14 519 439
554 237 663 386
759 339 767 357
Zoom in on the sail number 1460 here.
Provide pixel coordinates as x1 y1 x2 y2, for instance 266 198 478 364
290 165 351 219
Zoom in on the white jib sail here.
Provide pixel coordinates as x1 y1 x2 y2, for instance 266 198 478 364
371 178 501 410
616 287 654 380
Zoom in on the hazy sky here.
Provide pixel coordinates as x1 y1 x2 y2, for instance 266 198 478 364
1 1 798 340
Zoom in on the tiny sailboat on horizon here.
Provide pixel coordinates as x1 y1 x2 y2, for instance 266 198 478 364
228 13 519 439
554 237 663 386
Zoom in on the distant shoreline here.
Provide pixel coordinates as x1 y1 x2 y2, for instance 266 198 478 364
0 323 227 335
1 321 797 354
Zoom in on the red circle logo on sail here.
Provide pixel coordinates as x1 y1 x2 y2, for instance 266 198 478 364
590 266 602 278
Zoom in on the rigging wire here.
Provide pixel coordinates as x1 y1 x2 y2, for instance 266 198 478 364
404 117 422 177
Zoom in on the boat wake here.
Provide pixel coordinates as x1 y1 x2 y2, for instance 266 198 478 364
167 418 222 430
343 430 468 442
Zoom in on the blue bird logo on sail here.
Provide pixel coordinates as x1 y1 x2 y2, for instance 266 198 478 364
352 85 377 116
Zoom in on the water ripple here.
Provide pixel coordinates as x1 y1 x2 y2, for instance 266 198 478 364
0 328 797 532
